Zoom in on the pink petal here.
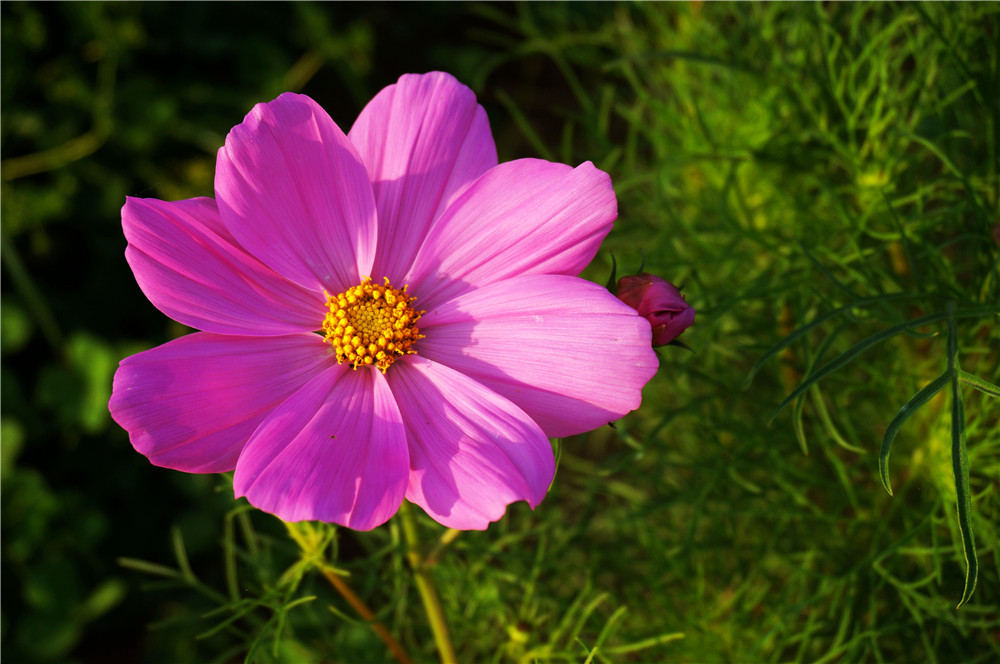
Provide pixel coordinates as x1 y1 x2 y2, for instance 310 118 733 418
419 274 658 438
123 196 323 335
349 72 497 284
405 159 616 309
215 93 376 293
109 333 333 473
233 367 408 530
388 356 554 530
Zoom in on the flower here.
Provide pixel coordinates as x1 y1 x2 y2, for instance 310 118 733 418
616 274 694 346
109 72 658 531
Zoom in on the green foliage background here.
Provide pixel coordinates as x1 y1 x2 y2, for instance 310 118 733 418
2 2 998 662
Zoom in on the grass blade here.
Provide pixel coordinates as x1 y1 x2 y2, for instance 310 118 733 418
878 370 950 496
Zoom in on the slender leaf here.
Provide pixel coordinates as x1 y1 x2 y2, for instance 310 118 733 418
950 302 1000 320
602 632 685 655
797 240 862 300
770 311 949 421
793 388 809 455
224 511 240 602
494 89 556 161
878 371 950 496
946 304 977 608
950 381 977 609
811 386 865 453
881 190 922 291
197 600 262 640
957 370 1000 399
172 526 198 583
117 557 182 580
582 605 628 664
743 293 915 389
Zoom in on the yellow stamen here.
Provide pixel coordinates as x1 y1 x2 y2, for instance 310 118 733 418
322 277 423 373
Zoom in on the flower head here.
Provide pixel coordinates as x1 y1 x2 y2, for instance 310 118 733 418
616 274 695 346
110 72 658 530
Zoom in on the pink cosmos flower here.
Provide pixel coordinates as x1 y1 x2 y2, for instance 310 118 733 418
616 274 694 346
109 72 658 531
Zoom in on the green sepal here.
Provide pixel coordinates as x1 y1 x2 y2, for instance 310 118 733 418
665 339 694 352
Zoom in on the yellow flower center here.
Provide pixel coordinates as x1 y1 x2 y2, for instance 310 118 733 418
322 277 423 373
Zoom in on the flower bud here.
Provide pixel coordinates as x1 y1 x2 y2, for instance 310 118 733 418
616 274 694 346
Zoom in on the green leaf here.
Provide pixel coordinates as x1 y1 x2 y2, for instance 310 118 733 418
792 385 809 455
878 371 950 496
77 578 127 622
602 631 685 655
770 311 949 421
172 525 198 584
951 380 977 609
881 189 922 291
946 304 977 609
797 240 861 300
957 370 1000 399
116 557 182 580
743 293 915 389
0 299 33 354
65 333 117 434
495 89 556 161
0 417 25 478
811 387 864 453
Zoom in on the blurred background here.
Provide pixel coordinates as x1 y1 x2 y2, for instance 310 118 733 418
2 3 998 663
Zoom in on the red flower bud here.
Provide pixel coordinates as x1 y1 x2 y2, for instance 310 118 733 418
616 274 695 346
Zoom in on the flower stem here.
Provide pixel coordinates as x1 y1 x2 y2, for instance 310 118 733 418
284 521 413 664
399 502 458 664
319 567 414 664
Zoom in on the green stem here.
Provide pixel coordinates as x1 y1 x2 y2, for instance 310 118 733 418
399 502 457 664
